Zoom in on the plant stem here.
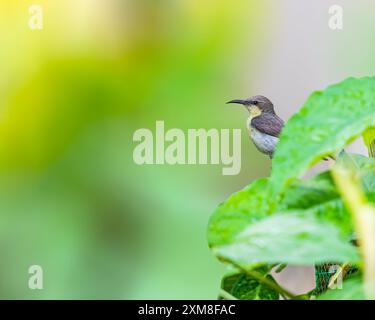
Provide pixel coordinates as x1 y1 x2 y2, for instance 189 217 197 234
218 289 238 300
221 258 303 300
368 140 375 158
363 130 375 158
332 165 375 299
328 263 349 289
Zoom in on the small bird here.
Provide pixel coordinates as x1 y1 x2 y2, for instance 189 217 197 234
227 95 284 158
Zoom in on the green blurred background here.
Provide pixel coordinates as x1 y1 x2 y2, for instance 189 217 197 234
0 0 374 299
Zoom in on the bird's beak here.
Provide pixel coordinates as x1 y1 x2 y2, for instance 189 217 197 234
226 99 247 105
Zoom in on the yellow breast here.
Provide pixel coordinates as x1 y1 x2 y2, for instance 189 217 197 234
246 106 262 130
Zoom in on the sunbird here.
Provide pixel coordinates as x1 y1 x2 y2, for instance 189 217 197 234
227 95 284 158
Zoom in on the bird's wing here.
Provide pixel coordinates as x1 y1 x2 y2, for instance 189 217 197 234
251 114 284 138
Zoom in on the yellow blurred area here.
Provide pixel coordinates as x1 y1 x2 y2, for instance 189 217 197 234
0 0 262 170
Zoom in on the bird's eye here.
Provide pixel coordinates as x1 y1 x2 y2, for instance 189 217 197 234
253 101 258 105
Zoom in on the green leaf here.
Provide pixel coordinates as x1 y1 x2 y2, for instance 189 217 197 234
221 272 279 300
208 172 355 248
337 152 375 192
213 213 360 268
208 173 357 267
270 77 375 196
317 276 365 300
207 178 270 247
208 165 374 269
280 171 354 237
281 171 338 210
